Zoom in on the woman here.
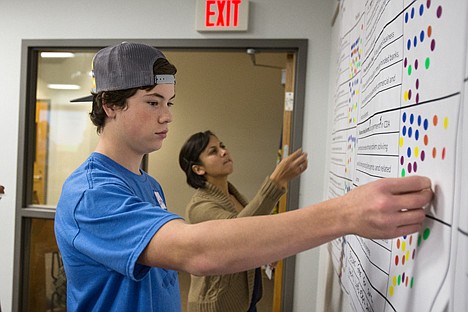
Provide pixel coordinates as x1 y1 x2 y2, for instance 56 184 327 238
179 130 308 312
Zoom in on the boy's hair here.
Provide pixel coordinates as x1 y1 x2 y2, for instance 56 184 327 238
90 57 177 133
179 130 216 189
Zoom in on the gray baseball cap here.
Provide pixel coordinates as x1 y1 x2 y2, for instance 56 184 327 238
71 42 175 102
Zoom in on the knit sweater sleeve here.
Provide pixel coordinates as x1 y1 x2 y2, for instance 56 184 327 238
235 176 285 218
186 177 286 224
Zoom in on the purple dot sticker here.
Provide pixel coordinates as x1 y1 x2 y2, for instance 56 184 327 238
408 162 412 173
400 156 405 165
431 39 436 51
421 150 426 161
414 59 418 70
416 79 419 89
437 6 442 18
416 93 420 104
413 161 418 172
427 0 431 9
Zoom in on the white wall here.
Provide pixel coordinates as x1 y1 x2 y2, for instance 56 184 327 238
0 1 334 311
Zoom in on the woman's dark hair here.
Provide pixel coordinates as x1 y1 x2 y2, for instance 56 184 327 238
179 130 215 189
90 58 177 133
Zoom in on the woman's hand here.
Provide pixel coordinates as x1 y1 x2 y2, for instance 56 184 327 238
269 148 308 188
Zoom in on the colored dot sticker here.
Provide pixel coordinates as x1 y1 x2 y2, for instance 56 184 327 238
423 228 430 240
425 57 431 69
437 6 442 18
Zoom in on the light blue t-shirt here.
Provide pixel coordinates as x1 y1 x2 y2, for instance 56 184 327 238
55 152 183 311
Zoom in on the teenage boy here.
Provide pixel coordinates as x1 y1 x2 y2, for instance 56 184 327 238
55 42 433 311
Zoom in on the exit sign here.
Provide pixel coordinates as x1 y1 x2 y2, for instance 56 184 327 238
196 0 249 31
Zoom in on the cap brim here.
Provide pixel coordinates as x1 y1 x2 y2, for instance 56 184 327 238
70 95 94 102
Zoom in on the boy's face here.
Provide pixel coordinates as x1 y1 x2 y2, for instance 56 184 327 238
111 83 175 155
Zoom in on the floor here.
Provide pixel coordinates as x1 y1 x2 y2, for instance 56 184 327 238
179 270 274 311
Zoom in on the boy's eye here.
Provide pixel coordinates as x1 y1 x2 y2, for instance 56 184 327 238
148 101 158 106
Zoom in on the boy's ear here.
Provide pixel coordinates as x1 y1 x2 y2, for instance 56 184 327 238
192 165 205 176
102 103 116 118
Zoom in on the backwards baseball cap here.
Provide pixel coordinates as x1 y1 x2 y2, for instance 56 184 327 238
71 42 175 102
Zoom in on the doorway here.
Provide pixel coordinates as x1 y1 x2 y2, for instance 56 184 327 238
14 38 307 312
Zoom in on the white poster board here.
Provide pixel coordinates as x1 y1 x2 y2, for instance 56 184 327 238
327 1 468 311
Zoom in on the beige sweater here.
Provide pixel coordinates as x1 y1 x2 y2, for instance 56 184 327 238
185 177 285 312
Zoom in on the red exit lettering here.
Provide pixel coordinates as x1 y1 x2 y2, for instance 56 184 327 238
205 0 242 27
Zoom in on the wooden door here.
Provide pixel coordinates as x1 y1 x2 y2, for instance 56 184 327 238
33 100 49 204
272 53 296 312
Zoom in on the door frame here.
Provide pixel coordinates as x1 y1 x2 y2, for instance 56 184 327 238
14 38 308 312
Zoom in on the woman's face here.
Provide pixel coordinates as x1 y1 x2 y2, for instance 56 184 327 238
196 135 234 179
